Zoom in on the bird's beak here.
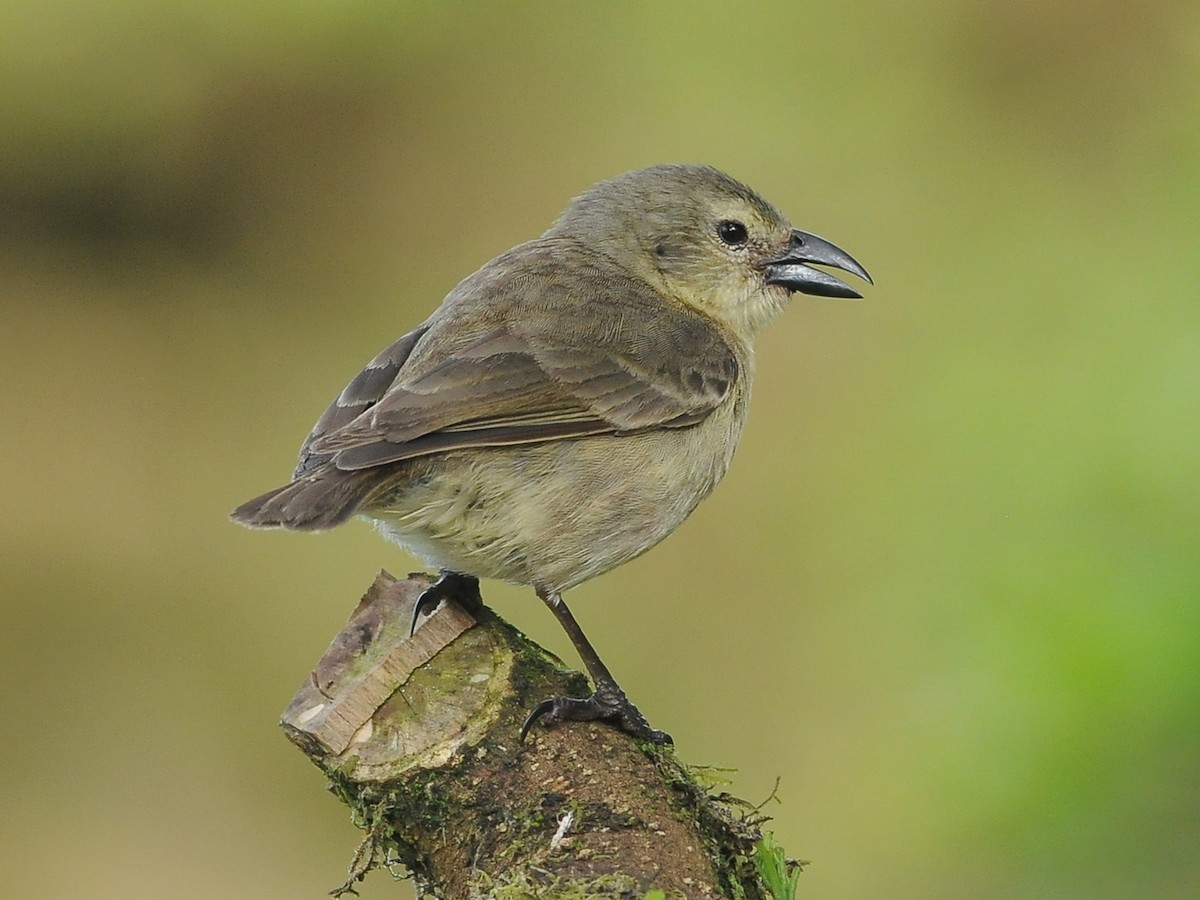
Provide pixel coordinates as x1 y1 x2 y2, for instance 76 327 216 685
763 229 873 299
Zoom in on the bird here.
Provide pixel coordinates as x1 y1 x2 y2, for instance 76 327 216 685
232 164 870 743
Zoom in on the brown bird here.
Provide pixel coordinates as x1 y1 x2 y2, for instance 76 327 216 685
232 164 870 742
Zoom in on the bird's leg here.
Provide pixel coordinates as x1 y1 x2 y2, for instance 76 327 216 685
520 588 672 744
408 570 481 636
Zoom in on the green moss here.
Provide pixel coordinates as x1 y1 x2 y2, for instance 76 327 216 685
642 746 781 900
751 832 805 900
472 869 682 899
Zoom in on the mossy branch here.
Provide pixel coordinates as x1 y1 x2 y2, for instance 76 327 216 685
280 571 798 898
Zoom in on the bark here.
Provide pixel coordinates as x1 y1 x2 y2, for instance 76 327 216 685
280 571 788 899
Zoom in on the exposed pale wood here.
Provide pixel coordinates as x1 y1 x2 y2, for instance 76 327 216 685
281 571 478 759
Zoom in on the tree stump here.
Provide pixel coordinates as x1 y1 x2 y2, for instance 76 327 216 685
280 571 791 898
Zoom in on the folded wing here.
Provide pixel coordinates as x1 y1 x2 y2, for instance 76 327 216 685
233 240 739 529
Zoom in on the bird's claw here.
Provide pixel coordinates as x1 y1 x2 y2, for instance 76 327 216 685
519 679 672 744
408 571 481 636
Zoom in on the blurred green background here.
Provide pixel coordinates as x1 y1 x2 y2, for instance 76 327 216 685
3 2 1198 898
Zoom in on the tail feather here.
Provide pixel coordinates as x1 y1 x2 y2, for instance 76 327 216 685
230 468 379 531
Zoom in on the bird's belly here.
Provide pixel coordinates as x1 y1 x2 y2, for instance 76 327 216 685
363 420 739 591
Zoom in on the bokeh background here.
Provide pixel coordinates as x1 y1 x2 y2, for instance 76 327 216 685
3 3 1198 898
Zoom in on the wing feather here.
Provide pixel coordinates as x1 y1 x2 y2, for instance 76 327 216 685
300 240 739 473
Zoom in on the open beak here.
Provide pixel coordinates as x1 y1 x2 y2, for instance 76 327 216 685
763 229 873 299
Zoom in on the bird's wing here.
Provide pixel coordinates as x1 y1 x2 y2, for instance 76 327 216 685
298 245 740 474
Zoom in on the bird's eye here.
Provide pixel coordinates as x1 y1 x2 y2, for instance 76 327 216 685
716 219 749 247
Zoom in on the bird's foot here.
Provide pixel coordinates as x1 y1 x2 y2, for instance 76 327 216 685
408 571 481 636
520 679 672 744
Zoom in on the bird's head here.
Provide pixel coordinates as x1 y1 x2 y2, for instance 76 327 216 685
547 164 871 340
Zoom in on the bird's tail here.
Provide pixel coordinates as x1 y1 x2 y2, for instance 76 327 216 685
230 468 380 531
